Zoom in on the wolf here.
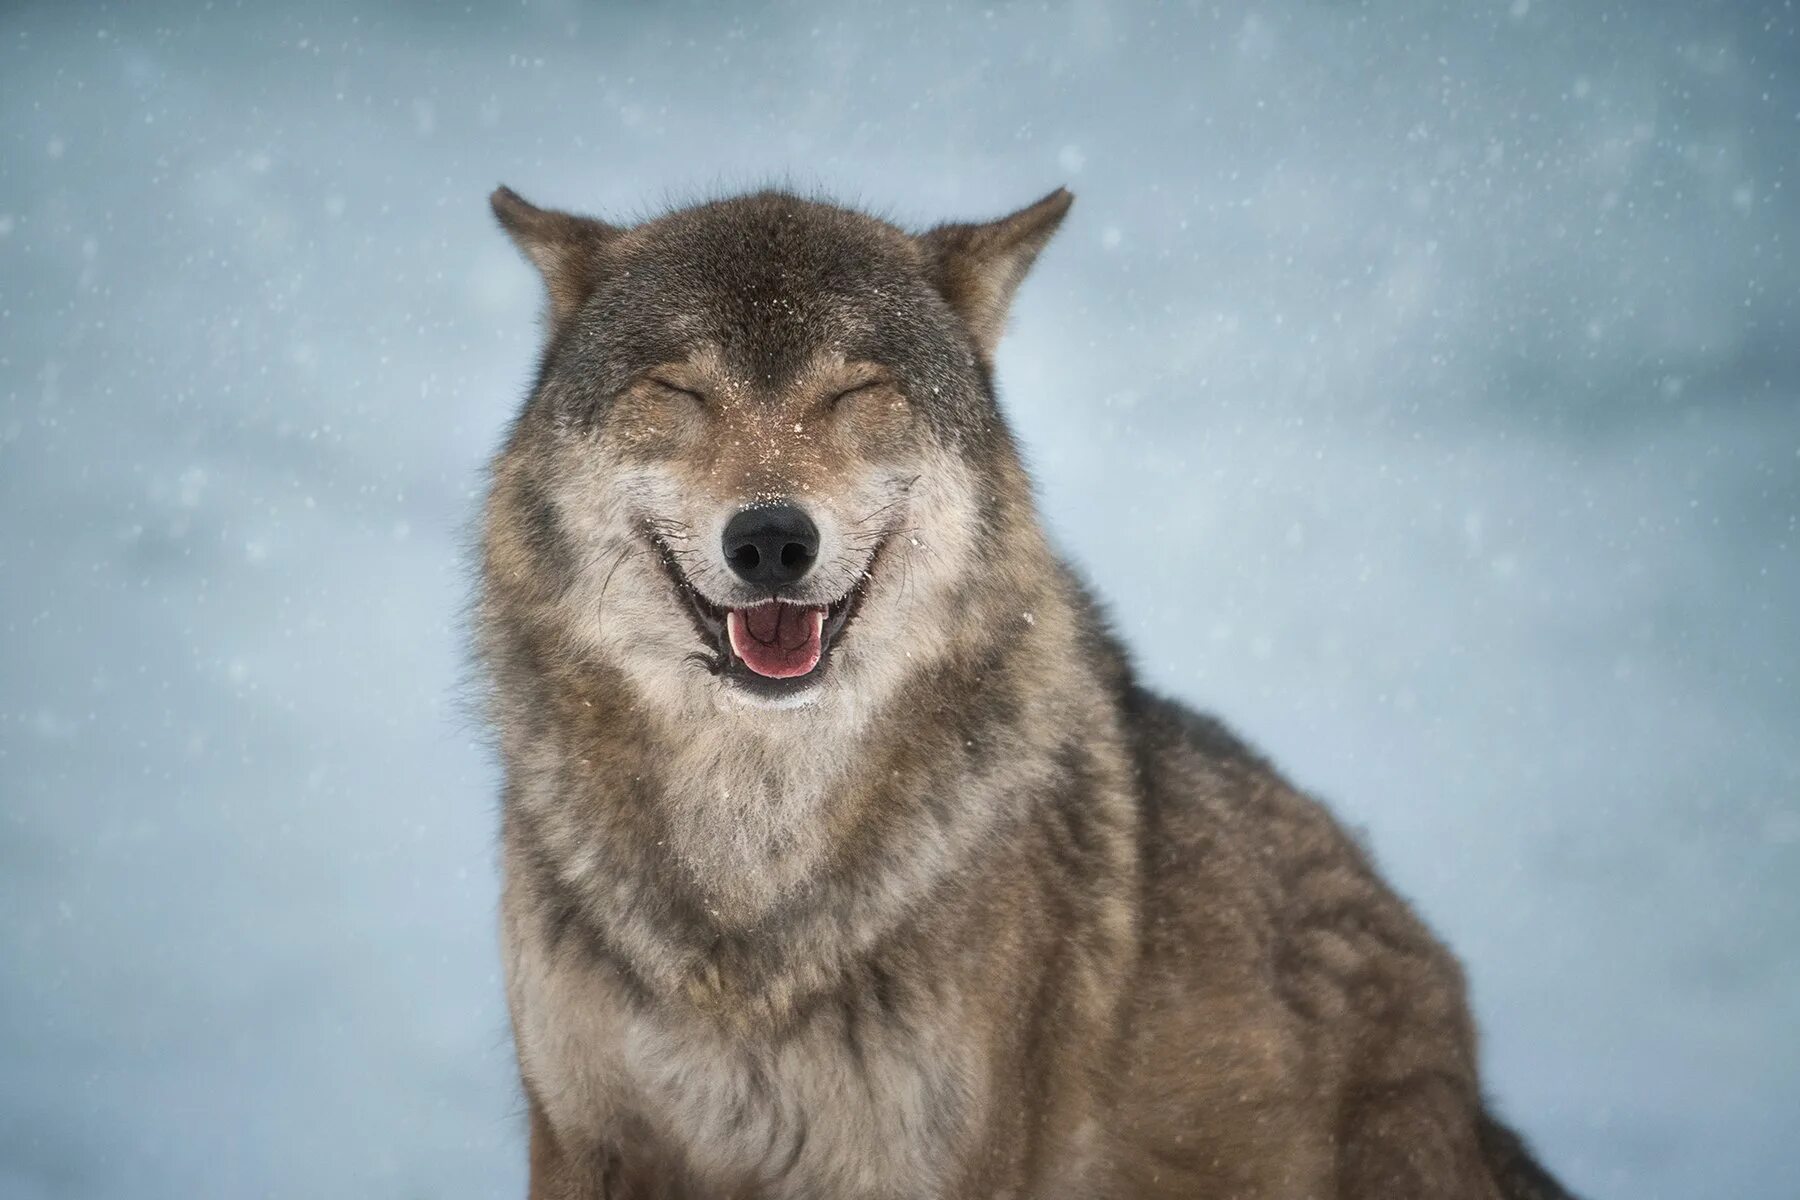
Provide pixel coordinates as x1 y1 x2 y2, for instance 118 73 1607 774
478 182 1579 1200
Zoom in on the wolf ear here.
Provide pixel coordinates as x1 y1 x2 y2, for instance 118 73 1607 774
917 188 1073 359
490 185 622 325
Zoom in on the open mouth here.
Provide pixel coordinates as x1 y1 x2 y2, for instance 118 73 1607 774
649 535 878 698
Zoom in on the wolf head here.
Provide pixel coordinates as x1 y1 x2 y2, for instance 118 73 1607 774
484 186 1070 725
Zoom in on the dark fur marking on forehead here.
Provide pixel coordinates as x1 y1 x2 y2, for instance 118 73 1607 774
608 192 939 392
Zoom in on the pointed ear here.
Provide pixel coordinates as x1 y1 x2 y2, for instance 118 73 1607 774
917 188 1073 359
490 185 622 325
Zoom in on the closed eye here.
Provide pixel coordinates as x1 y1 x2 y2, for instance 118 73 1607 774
647 376 706 406
831 377 892 407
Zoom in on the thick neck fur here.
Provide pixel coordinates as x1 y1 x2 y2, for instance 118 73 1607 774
482 440 1105 1031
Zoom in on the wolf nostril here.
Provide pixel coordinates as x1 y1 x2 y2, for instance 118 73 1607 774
722 503 820 588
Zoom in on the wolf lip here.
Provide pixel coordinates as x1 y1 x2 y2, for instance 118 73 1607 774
727 603 827 679
649 530 883 693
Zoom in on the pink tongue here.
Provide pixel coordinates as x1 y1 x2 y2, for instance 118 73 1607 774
726 602 827 679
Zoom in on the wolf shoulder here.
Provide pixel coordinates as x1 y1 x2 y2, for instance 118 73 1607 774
1114 681 1469 1018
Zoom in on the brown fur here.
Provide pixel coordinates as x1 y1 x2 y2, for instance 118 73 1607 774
476 185 1577 1199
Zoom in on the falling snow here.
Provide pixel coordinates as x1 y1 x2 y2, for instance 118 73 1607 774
1 3 1797 1199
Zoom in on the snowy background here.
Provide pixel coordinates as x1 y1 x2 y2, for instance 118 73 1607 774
3 2 1797 1197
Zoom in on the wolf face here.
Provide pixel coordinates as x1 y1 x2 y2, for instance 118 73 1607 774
489 187 1070 722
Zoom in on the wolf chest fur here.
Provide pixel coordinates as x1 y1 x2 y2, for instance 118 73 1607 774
477 183 1579 1199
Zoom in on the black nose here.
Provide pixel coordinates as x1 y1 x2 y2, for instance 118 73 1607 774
722 503 820 587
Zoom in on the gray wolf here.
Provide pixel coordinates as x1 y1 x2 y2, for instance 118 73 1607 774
477 183 1579 1199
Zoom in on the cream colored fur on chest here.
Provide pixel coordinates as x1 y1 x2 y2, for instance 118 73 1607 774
507 917 982 1199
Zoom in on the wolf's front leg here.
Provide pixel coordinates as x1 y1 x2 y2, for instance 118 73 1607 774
527 1100 708 1200
526 1098 611 1200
